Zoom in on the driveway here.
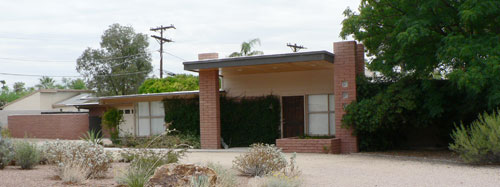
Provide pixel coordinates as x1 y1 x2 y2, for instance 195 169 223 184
182 152 500 187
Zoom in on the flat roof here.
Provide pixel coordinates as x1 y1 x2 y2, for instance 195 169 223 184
183 50 334 71
97 90 201 100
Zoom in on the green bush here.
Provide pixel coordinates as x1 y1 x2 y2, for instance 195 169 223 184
0 138 14 169
1 128 11 138
449 110 500 164
342 76 488 151
119 132 200 149
138 74 199 94
102 108 123 144
14 141 40 169
164 95 281 147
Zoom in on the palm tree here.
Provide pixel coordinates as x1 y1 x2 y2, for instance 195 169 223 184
229 38 264 57
35 76 56 89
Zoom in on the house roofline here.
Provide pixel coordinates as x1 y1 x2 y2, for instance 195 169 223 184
0 89 93 110
183 50 334 71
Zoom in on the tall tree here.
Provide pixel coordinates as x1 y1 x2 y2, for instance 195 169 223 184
35 76 56 89
61 78 87 90
229 38 264 57
13 82 25 93
76 23 152 96
341 0 500 109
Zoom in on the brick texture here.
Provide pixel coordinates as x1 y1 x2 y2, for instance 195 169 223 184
333 41 364 153
8 114 89 140
277 137 341 154
198 53 221 149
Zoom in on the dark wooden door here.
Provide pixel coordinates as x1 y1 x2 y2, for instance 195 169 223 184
89 116 103 138
282 96 304 138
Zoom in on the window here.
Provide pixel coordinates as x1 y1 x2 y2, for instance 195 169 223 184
306 94 335 136
137 101 165 136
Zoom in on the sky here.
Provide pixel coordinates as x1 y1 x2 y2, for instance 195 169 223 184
0 0 360 88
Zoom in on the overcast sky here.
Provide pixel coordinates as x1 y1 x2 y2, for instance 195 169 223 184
0 0 360 87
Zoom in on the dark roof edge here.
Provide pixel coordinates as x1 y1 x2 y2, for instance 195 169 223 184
183 50 334 70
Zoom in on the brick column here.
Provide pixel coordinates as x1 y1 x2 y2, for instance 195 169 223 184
198 53 221 149
333 41 363 153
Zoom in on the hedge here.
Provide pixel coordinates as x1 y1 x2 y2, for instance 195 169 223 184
164 95 281 147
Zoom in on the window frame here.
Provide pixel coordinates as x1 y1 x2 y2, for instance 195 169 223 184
305 93 335 136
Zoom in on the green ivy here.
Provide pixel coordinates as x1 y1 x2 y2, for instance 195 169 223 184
164 95 281 147
102 108 123 144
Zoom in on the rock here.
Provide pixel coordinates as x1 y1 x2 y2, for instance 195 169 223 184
147 163 217 187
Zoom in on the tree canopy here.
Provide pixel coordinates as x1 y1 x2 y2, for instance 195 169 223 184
229 38 264 57
341 0 500 109
76 23 152 96
138 74 199 94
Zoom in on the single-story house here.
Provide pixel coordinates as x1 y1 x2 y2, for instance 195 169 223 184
182 41 364 153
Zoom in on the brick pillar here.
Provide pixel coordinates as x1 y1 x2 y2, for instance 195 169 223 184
198 53 221 149
356 44 365 76
333 41 362 153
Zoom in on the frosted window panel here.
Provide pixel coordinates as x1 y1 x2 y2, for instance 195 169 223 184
138 102 149 117
150 101 165 117
329 113 335 135
308 95 328 112
151 118 166 135
329 94 335 111
308 113 329 135
138 118 150 136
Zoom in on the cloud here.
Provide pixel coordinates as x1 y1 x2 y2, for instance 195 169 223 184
0 0 360 87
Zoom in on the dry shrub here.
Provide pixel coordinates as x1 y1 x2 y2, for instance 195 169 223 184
14 141 40 169
42 140 113 179
0 138 14 169
233 143 287 176
205 162 237 187
57 160 89 184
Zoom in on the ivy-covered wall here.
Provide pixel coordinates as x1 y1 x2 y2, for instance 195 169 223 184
163 95 281 147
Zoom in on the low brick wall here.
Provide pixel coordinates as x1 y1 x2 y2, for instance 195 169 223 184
8 114 89 140
276 137 341 154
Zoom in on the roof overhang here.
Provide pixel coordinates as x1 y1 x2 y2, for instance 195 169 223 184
183 51 334 71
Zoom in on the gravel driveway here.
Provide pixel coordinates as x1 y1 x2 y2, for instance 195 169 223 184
182 152 500 187
1 149 499 186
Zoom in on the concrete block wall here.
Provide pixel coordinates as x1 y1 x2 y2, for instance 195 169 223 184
8 114 89 140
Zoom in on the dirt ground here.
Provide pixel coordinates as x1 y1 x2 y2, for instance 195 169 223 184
1 151 500 187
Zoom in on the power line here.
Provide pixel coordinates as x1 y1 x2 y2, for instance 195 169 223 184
0 71 150 78
162 51 187 61
0 53 148 63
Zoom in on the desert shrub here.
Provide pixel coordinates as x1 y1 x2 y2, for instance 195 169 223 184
117 149 184 187
0 138 14 169
102 108 123 144
116 162 151 187
80 130 102 145
205 162 237 187
14 141 40 169
57 160 88 184
1 128 11 138
42 141 113 178
119 131 200 149
233 143 287 176
190 175 210 187
449 110 500 164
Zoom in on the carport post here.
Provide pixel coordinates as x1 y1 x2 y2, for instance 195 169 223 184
198 53 221 149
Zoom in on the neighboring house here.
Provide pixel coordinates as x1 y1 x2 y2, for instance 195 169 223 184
0 89 92 128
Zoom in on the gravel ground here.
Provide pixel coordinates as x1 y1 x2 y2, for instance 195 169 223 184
1 151 499 187
182 152 500 187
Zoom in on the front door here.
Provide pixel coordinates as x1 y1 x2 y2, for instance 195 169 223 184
282 96 304 138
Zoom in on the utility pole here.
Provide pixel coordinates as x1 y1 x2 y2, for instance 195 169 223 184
287 43 306 52
150 24 175 78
